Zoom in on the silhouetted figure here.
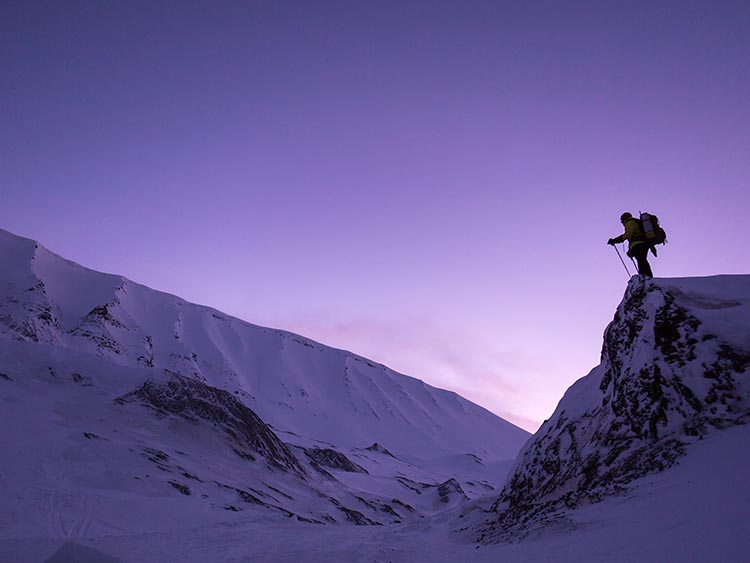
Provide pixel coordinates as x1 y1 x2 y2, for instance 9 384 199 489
608 212 653 278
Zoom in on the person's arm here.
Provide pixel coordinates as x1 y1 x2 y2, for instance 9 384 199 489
609 220 637 245
610 231 627 244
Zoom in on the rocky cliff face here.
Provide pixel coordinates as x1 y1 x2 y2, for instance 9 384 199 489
117 375 307 476
479 275 750 541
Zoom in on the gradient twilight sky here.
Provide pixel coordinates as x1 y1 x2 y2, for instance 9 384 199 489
2 2 748 431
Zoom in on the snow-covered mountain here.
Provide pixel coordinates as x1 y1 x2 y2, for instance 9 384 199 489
3 225 749 562
475 274 750 543
0 227 529 545
0 228 526 461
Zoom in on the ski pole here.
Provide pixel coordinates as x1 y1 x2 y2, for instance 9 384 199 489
613 245 631 277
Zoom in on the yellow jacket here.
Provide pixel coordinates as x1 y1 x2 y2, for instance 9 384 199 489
611 218 646 252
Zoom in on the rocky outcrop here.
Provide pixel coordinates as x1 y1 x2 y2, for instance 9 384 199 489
0 228 530 465
479 276 750 542
118 374 307 476
304 447 369 474
364 442 396 457
0 280 62 344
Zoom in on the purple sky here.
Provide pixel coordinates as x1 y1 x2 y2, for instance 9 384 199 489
2 1 749 430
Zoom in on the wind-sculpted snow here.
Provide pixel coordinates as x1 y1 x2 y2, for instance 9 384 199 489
478 275 750 542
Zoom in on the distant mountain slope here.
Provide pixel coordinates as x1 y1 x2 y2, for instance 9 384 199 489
3 272 750 562
0 227 529 542
0 228 528 461
476 274 750 542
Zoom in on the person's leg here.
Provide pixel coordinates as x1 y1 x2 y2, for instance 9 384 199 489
634 245 653 278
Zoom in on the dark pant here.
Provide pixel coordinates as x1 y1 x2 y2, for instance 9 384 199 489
630 244 653 278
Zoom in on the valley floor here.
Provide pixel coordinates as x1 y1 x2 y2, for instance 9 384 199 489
3 425 749 563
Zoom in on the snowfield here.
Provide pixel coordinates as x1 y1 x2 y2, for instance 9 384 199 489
4 424 750 562
1 228 749 562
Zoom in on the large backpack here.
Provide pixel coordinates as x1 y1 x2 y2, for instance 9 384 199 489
639 212 667 245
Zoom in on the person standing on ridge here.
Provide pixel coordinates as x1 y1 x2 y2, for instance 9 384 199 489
608 212 653 278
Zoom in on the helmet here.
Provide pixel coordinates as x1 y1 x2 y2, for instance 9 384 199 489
620 212 632 222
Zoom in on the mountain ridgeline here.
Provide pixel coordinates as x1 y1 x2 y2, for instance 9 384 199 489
0 228 529 531
0 228 527 461
1 226 748 550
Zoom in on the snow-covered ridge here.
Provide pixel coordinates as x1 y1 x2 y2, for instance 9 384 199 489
0 227 528 460
0 227 532 538
2 227 749 560
477 274 750 541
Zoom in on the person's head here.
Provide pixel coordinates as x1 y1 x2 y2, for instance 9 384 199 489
620 212 632 224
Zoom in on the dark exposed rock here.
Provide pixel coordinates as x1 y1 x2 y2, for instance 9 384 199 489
85 305 124 328
396 476 426 494
181 471 202 482
142 447 172 472
118 375 306 476
0 372 12 381
138 335 155 367
168 481 191 495
236 488 265 505
265 484 294 501
354 496 401 519
67 301 137 357
70 372 93 386
480 277 750 543
232 448 256 461
0 291 61 343
304 447 369 474
393 477 468 506
329 497 381 526
436 478 467 503
214 481 323 523
364 442 396 457
392 499 418 513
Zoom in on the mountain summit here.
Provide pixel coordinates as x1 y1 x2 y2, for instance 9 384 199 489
0 228 527 460
478 274 750 542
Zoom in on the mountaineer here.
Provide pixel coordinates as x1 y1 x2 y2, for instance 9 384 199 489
608 212 653 278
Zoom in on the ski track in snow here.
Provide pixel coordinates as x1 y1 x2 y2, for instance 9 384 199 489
41 491 99 540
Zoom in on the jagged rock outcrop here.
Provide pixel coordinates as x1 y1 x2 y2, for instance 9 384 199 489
364 442 396 457
304 447 369 474
479 276 750 541
117 374 307 476
0 279 62 345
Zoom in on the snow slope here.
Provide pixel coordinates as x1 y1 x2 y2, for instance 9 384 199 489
6 423 749 562
0 228 527 461
0 227 528 553
3 226 749 562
